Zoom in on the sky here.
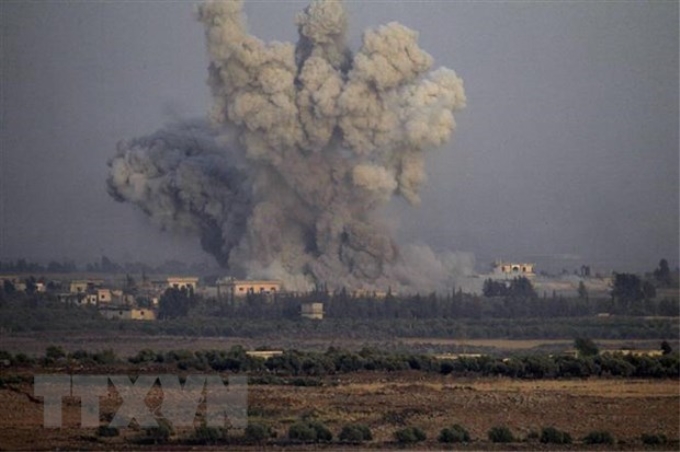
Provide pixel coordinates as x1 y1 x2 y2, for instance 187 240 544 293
1 0 678 276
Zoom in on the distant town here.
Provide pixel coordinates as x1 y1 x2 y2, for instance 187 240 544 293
0 257 677 325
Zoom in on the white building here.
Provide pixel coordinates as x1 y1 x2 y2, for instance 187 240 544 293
301 302 324 320
217 278 282 299
491 261 535 278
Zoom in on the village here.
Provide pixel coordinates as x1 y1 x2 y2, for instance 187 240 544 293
0 274 330 321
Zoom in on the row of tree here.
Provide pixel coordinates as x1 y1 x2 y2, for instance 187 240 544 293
155 284 679 322
4 342 677 380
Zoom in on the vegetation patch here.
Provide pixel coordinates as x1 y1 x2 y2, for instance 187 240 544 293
488 425 515 443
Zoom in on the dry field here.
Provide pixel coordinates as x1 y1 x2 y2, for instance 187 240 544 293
0 369 677 450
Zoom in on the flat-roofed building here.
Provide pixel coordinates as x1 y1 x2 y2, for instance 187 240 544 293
301 302 324 320
69 279 104 293
167 277 199 291
217 278 282 299
99 307 156 321
97 289 112 304
492 261 535 277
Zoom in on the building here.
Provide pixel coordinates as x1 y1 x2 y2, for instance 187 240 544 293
97 289 112 304
217 278 282 299
301 302 324 320
246 350 284 359
492 261 535 277
99 307 156 321
167 277 199 291
69 279 104 294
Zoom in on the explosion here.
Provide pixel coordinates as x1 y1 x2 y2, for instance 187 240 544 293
107 0 468 292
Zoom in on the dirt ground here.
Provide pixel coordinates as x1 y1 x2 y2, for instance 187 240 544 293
0 369 677 450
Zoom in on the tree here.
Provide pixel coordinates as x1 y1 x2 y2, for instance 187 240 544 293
3 280 16 295
611 273 646 312
483 279 508 297
508 277 537 299
574 337 599 357
158 287 193 319
653 259 672 287
661 340 673 355
577 281 589 301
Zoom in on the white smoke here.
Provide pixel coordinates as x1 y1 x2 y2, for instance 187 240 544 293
108 0 467 293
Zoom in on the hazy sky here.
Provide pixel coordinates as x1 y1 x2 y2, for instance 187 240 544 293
1 0 678 274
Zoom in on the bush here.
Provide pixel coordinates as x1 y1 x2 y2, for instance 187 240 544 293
540 426 572 444
583 430 614 445
12 352 33 366
641 433 667 445
288 420 332 443
0 350 12 363
339 424 373 443
129 348 157 364
92 349 117 365
191 425 225 444
438 424 470 443
488 425 514 443
308 420 333 442
394 426 426 444
440 361 455 375
143 418 173 444
244 422 273 443
288 423 317 442
574 337 599 357
46 345 66 360
96 425 119 437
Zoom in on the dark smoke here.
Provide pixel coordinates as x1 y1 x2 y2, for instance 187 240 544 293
108 0 469 292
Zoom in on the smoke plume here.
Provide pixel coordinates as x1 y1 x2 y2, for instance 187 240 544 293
107 0 467 292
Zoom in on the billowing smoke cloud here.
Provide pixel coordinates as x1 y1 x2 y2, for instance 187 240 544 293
108 0 467 292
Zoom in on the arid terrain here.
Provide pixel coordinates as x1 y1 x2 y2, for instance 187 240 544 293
1 363 678 450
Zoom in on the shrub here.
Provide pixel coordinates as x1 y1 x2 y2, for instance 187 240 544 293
308 420 333 442
440 361 455 375
526 430 540 441
339 424 373 443
438 424 470 443
191 425 225 444
583 430 614 445
488 425 514 443
12 353 33 366
540 426 572 444
143 418 173 444
129 348 157 364
92 349 117 365
394 426 426 444
574 337 599 357
0 350 13 362
46 345 66 360
69 349 91 362
244 422 273 443
288 420 332 443
641 433 667 445
288 422 317 442
96 425 119 437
